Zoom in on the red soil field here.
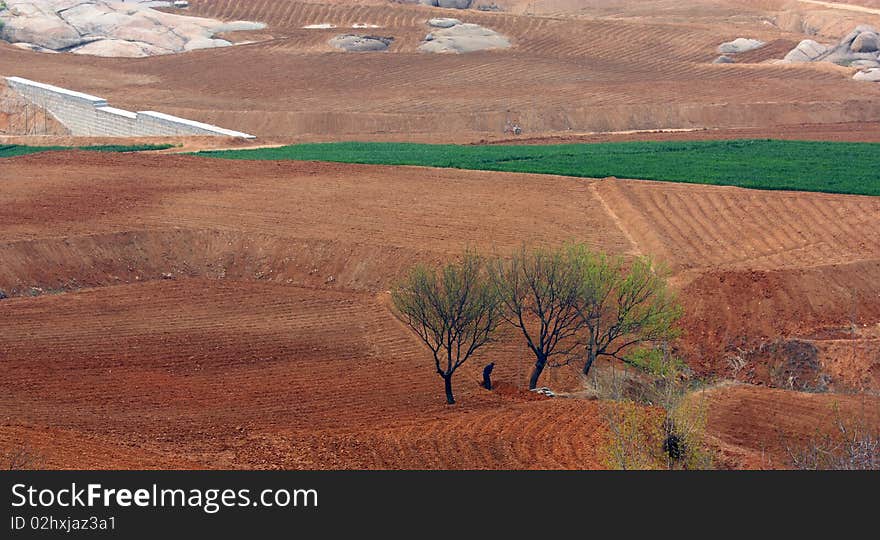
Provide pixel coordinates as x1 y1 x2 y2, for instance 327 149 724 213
1 151 878 469
702 383 880 469
2 0 879 469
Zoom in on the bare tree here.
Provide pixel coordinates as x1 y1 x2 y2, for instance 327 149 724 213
490 245 585 390
392 252 501 405
574 252 682 377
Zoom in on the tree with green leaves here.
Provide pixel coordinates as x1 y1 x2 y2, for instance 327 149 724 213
490 245 586 390
573 252 682 377
391 252 501 405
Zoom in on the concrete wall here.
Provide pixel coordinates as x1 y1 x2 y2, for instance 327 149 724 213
5 76 255 138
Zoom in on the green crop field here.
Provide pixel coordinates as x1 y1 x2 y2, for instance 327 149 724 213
0 144 174 158
195 139 880 196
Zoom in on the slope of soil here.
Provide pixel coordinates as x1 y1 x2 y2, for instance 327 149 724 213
702 383 880 469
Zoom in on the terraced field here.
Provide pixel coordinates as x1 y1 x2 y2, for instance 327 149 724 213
3 0 880 470
1 150 879 469
702 384 880 469
0 278 610 469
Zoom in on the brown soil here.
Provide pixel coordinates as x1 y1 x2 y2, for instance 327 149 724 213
1 151 878 469
1 0 879 141
701 384 880 469
0 85 69 136
2 0 880 470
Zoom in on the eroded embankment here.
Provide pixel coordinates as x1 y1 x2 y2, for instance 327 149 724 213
0 228 431 297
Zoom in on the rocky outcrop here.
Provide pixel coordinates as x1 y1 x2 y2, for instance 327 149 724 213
713 55 735 64
11 41 59 53
783 39 829 62
0 0 265 57
853 68 880 82
428 18 462 28
851 32 879 53
329 34 393 52
778 26 880 81
69 39 172 58
718 38 764 54
783 26 880 64
419 22 510 53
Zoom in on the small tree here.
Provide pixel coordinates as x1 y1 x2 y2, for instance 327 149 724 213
490 245 586 390
392 252 501 405
575 253 682 377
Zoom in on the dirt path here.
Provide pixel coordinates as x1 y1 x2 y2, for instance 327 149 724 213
797 0 880 16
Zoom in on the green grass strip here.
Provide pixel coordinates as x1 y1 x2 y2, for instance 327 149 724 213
0 144 174 158
194 139 880 196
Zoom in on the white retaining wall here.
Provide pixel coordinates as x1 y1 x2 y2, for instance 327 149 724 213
5 76 254 138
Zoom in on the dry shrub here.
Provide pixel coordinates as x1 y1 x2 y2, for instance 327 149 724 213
785 405 879 470
595 349 713 470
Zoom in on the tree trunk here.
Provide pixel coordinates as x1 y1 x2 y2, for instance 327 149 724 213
528 357 546 390
444 374 455 405
582 349 597 377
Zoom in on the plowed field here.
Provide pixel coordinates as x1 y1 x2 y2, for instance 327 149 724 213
1 150 878 469
3 0 880 469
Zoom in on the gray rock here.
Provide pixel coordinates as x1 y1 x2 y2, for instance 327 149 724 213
428 18 462 28
0 12 85 50
717 37 764 54
822 49 878 65
329 34 394 52
183 37 232 51
783 39 829 62
782 26 880 66
213 21 267 33
851 32 879 53
418 22 509 53
70 38 170 57
853 68 880 82
712 55 735 64
438 0 473 7
11 41 59 53
850 59 880 69
420 0 473 8
0 0 263 56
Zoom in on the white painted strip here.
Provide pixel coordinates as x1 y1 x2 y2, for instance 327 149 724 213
6 76 108 106
139 111 256 138
6 75 255 139
97 106 138 119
